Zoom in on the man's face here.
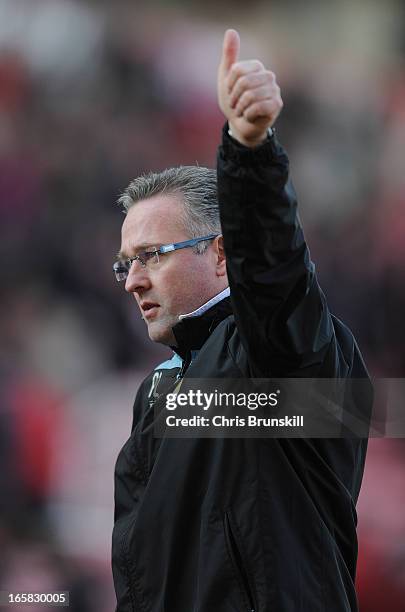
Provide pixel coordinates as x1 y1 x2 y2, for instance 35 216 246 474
119 194 226 346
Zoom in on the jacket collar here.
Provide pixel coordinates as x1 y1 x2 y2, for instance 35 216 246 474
171 289 232 359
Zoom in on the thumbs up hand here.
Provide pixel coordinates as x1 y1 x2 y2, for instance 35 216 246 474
218 29 283 147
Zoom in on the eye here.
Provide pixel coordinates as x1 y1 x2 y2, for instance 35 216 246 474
141 250 159 266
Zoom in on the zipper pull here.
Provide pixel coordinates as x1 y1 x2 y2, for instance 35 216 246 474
176 351 191 380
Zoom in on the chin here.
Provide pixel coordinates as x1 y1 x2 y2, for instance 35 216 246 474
147 322 175 346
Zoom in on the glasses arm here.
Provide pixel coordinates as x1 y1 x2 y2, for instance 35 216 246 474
159 234 220 254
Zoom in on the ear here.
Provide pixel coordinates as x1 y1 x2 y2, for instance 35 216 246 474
214 235 227 278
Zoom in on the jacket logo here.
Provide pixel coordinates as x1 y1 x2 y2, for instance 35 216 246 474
148 371 163 399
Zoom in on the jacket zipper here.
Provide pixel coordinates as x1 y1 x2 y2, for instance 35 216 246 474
224 511 257 612
123 352 194 608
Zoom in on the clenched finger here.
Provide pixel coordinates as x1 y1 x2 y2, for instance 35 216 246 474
235 86 276 117
227 60 264 93
230 71 274 108
243 98 283 123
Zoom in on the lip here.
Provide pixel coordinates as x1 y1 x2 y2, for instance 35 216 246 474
140 302 160 319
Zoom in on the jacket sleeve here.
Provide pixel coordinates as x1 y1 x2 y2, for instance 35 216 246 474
217 123 334 377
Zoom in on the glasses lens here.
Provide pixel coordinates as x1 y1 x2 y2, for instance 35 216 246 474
142 250 159 267
113 260 130 282
113 250 159 282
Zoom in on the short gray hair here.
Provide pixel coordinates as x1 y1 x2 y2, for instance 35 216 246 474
118 166 221 253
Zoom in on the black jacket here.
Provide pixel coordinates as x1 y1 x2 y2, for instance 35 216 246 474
112 125 371 612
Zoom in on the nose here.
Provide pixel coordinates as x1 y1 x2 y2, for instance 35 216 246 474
125 260 152 294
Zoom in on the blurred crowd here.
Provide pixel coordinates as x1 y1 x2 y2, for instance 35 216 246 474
1 0 405 610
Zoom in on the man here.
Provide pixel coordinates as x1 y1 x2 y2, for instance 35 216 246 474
111 30 370 611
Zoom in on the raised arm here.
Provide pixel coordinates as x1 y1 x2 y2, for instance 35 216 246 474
217 30 333 377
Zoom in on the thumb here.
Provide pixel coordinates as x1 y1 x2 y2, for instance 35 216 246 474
220 29 240 74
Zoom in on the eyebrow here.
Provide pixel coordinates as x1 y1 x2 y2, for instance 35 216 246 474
115 244 157 260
